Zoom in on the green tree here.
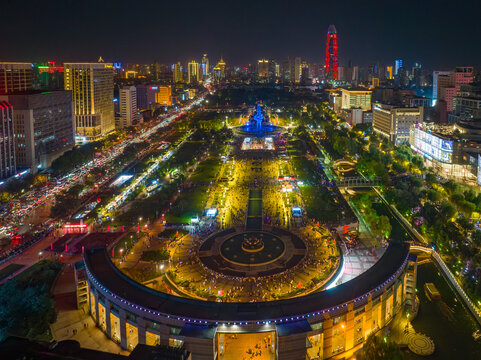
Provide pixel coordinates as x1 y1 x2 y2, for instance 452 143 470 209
439 201 456 221
426 189 441 203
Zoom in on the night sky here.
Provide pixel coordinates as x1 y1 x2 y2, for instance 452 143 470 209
3 0 481 69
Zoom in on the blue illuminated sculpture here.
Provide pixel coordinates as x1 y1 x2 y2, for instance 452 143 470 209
235 102 282 136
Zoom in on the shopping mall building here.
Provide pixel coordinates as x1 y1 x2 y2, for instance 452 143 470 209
75 240 415 359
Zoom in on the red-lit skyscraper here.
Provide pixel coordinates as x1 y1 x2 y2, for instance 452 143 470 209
325 25 338 80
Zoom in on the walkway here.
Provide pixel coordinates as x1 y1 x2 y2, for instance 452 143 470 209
50 261 129 355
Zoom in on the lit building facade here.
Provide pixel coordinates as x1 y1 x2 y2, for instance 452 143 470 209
173 62 183 83
0 91 74 172
409 123 478 180
201 54 209 76
79 242 413 359
341 89 372 111
394 60 402 75
155 86 173 106
294 57 302 84
36 62 64 90
0 101 16 179
0 62 34 94
187 61 200 84
257 59 269 79
373 103 423 144
64 63 115 144
213 58 226 82
118 86 138 129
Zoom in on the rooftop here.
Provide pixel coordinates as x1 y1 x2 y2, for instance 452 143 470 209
84 241 409 322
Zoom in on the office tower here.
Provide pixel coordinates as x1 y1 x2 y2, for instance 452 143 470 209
257 60 269 79
0 91 74 172
282 58 291 83
443 67 474 113
0 101 16 178
294 57 302 84
325 25 338 80
341 89 372 111
187 61 200 84
64 62 115 144
155 85 173 106
36 62 64 90
0 63 34 94
301 65 310 85
394 59 403 75
173 62 183 83
373 103 423 144
118 86 138 129
386 66 394 80
372 78 380 88
201 54 209 76
135 85 148 111
337 66 345 81
352 66 359 84
213 58 226 82
274 63 280 78
432 70 452 104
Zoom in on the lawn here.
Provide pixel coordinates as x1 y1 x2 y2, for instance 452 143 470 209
189 158 222 184
166 185 209 223
0 264 25 282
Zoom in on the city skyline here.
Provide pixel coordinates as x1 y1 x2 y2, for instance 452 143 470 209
2 0 481 68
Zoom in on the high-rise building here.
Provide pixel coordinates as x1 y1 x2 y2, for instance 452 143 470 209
0 91 74 172
201 54 209 76
151 61 160 81
0 63 34 94
118 86 138 129
282 58 291 83
173 62 183 83
0 101 16 178
325 25 338 80
213 58 226 82
294 57 302 84
394 59 403 75
187 61 200 84
64 62 115 144
373 103 423 144
432 70 452 104
257 60 269 79
155 85 173 106
386 66 394 80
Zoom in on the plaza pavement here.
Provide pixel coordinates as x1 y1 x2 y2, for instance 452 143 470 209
50 260 129 355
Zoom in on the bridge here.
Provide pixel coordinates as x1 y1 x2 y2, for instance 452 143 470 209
336 176 382 188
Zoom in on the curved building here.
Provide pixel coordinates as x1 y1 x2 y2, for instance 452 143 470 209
76 240 414 359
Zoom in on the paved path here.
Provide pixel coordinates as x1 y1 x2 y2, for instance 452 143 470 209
50 262 129 355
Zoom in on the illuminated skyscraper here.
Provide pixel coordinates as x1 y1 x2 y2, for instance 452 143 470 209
64 62 115 144
294 57 302 83
257 59 269 79
386 66 394 80
187 61 200 84
201 54 209 76
213 58 226 82
173 62 183 83
394 59 403 75
0 101 16 178
325 25 338 80
118 86 138 129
